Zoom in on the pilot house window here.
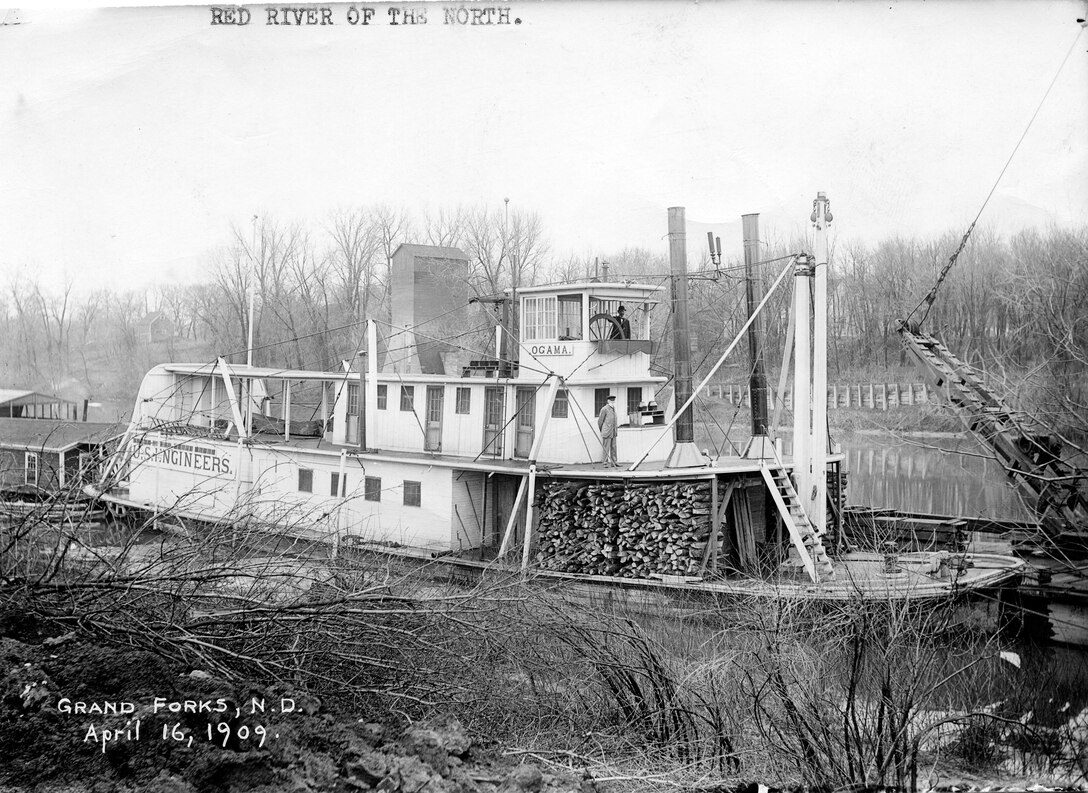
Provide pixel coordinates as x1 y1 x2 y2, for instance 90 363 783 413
523 296 557 341
557 295 583 340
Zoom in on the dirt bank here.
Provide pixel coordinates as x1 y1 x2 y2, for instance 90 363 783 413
0 604 589 793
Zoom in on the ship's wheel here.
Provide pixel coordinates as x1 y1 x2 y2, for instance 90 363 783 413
588 313 624 341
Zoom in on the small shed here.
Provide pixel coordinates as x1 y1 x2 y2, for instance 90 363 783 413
0 389 84 420
0 419 117 496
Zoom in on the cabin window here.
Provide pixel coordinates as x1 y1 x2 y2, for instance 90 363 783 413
551 389 569 419
346 384 359 416
24 452 38 486
455 387 471 414
523 296 557 341
403 480 422 507
400 386 415 412
330 472 343 496
557 295 583 340
376 384 388 410
594 388 611 416
298 467 313 493
364 476 381 502
627 387 643 417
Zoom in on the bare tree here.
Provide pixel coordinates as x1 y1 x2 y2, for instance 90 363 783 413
458 205 549 298
421 205 467 249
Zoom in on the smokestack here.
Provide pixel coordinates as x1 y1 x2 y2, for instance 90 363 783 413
665 207 705 468
742 213 772 457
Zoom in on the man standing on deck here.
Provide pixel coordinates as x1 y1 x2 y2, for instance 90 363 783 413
598 394 618 467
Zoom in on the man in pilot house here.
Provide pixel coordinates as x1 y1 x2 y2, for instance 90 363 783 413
597 394 618 467
609 304 632 340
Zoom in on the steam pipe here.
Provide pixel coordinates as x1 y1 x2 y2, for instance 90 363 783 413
668 207 694 445
742 213 770 437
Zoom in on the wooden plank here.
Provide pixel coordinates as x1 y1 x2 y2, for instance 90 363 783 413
701 476 720 576
732 495 756 574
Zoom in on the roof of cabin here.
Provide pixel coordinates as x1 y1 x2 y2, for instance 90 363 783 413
0 389 67 406
0 419 118 452
508 281 663 296
162 363 342 380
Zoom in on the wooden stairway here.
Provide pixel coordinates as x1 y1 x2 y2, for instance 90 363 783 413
760 463 835 583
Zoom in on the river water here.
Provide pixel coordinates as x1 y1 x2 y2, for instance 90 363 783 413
839 431 1035 520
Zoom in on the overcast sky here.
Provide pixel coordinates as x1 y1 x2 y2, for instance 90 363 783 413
1 1 1085 292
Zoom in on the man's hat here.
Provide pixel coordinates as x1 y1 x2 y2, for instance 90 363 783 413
616 305 626 314
607 394 617 401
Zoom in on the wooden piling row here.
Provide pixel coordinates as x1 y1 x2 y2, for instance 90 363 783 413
708 382 930 410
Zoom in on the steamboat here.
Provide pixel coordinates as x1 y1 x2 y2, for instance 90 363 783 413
87 196 1024 602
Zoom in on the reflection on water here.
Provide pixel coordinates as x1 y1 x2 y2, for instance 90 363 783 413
839 432 1034 520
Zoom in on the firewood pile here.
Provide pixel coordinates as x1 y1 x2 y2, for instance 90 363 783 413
535 480 714 577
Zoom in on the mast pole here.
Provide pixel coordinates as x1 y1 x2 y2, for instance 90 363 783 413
810 192 832 535
245 214 258 436
792 253 813 517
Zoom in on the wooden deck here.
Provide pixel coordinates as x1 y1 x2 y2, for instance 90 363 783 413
238 434 843 479
340 540 1023 604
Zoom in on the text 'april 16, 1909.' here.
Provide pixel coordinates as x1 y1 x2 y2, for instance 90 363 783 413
210 6 521 26
56 696 300 753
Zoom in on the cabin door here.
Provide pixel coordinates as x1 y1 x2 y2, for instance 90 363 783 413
425 386 444 452
345 383 360 445
514 387 536 458
482 387 505 457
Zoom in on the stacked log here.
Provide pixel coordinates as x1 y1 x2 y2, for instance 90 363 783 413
535 480 713 577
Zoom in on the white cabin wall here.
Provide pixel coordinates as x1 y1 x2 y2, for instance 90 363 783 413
372 382 428 452
369 380 511 459
194 375 215 427
125 433 237 517
519 346 653 382
531 386 601 464
125 438 452 548
340 462 453 550
329 376 352 446
447 384 483 456
211 448 458 549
